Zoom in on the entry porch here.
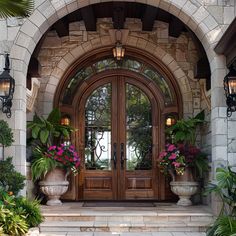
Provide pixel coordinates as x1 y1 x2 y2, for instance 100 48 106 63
37 202 213 235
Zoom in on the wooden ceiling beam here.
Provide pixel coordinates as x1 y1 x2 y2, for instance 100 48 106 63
142 5 158 31
113 3 125 29
54 19 69 37
169 16 184 38
81 6 96 31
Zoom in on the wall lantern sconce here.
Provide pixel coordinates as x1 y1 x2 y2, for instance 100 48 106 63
61 115 71 126
165 115 176 127
0 54 15 118
113 30 125 60
60 115 71 147
224 67 236 117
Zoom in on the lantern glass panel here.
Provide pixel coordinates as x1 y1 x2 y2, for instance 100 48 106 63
0 79 10 97
228 78 236 95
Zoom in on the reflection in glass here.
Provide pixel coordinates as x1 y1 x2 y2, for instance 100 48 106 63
85 84 112 170
126 84 152 170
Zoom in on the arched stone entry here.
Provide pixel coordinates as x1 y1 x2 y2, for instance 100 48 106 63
0 0 232 209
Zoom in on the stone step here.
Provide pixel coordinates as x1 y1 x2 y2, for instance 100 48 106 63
39 220 210 233
40 203 213 234
43 213 213 224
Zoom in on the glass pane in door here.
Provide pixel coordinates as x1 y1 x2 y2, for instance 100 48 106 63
85 84 112 170
126 83 152 170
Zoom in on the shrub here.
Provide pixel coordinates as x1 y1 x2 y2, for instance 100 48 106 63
0 205 28 236
0 157 26 195
205 167 236 236
15 197 43 227
0 120 14 147
0 189 43 235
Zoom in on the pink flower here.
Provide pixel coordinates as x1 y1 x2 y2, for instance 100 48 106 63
168 153 177 160
48 145 56 151
57 150 63 156
167 144 176 152
159 151 167 158
172 162 181 167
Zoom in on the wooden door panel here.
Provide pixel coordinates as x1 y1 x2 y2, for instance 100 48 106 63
126 177 152 189
83 171 114 200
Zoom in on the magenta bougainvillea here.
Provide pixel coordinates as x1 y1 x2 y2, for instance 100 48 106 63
45 144 80 174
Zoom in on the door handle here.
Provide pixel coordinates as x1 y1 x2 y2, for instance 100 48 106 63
120 143 125 169
112 143 117 169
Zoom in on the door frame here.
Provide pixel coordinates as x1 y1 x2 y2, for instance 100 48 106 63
54 47 183 201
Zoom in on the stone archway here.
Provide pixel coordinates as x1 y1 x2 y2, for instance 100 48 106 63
6 1 232 206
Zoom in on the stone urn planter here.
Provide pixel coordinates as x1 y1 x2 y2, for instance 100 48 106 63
39 167 69 206
170 167 198 206
170 181 198 206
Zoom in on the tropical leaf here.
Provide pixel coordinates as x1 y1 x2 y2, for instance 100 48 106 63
31 126 40 139
0 0 34 18
47 108 61 124
31 154 57 181
39 129 49 144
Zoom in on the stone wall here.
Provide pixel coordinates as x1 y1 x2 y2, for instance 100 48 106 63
34 18 202 119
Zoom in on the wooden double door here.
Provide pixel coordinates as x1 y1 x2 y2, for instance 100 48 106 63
79 75 159 200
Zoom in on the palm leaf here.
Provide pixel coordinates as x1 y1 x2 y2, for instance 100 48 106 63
0 0 34 18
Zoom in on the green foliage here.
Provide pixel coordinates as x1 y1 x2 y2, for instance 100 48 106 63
15 197 43 227
0 157 26 195
0 205 28 236
0 188 43 235
28 109 75 181
205 167 236 236
167 111 205 145
194 152 209 178
27 108 73 148
0 120 14 147
0 0 34 18
31 148 57 181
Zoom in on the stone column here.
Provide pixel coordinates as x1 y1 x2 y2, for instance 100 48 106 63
210 55 229 215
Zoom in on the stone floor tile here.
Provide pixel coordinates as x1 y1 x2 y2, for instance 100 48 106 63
67 233 93 236
171 233 187 236
121 233 152 236
151 233 173 236
94 232 120 236
185 233 206 236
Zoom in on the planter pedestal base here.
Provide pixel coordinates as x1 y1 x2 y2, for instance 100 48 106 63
170 181 198 206
39 168 69 206
39 181 69 206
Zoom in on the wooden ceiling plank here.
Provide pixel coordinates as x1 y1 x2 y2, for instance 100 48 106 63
142 5 158 31
81 6 96 31
113 3 125 29
54 19 69 37
169 16 184 38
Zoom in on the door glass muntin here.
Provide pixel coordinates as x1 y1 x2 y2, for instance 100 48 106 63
126 83 152 171
84 83 112 170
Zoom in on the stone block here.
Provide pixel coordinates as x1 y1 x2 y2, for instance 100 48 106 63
224 6 234 24
0 20 7 41
67 1 78 13
30 9 47 28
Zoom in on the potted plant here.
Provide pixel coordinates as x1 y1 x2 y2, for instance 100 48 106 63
158 111 209 206
27 108 80 205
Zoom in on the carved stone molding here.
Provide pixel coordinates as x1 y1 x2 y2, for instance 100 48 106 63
26 77 40 112
200 79 211 111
